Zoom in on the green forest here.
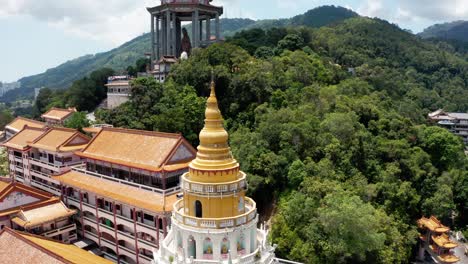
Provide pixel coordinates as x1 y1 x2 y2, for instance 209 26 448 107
91 17 468 263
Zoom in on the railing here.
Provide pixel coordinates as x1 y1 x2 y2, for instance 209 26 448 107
138 238 157 248
117 229 135 239
172 197 257 229
72 164 180 195
30 158 83 170
139 253 154 262
30 179 60 195
42 223 76 237
137 221 157 231
83 216 97 224
118 244 136 255
182 172 247 194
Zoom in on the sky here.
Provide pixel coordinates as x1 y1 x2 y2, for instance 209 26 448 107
0 0 467 83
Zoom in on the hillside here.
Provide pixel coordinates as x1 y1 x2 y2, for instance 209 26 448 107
419 20 468 42
2 5 357 102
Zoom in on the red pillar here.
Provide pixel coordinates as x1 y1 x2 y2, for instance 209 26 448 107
79 191 85 237
112 201 120 261
132 208 140 264
155 215 160 247
95 197 101 246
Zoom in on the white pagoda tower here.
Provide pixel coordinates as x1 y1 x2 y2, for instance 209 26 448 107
153 81 276 264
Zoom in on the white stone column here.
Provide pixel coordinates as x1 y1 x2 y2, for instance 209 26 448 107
212 237 221 260
195 235 203 260
230 235 237 259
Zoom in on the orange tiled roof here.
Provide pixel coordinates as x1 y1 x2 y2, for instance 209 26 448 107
12 201 76 228
2 126 46 150
76 127 195 172
29 127 90 152
5 117 45 132
0 228 113 264
417 216 450 233
431 233 458 249
438 254 461 263
41 107 76 121
53 170 178 212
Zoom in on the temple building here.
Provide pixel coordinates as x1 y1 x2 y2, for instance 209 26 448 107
154 82 276 263
417 216 460 263
428 109 468 148
147 0 223 68
106 75 133 109
41 107 77 126
3 116 45 140
0 179 78 243
52 127 197 264
0 227 113 263
2 126 90 196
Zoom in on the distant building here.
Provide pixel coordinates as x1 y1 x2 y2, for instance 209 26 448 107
0 81 21 97
147 0 223 66
150 55 178 83
105 76 132 109
41 107 77 126
34 87 43 100
4 117 46 140
0 227 112 263
417 216 460 263
428 109 468 147
0 179 77 243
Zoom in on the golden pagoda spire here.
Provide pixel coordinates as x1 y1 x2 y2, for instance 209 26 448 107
189 80 238 171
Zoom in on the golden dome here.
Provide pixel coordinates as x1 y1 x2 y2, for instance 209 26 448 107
190 81 238 171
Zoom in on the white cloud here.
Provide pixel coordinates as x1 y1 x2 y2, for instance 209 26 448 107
0 0 154 45
357 0 385 18
398 0 468 21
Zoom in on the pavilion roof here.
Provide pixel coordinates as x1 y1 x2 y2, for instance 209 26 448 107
2 126 46 150
437 254 461 263
12 201 76 228
0 228 113 264
52 170 179 213
5 117 45 132
29 127 90 152
417 216 450 233
76 127 195 172
431 233 458 249
41 107 76 121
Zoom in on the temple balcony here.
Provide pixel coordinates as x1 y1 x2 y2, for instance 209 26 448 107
172 197 257 229
41 223 77 243
182 171 247 195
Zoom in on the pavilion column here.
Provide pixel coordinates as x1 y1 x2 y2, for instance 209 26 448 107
215 13 220 40
192 11 196 48
162 16 167 56
176 19 182 57
199 19 203 44
172 13 177 56
194 9 199 47
79 191 85 237
206 17 211 41
156 15 160 61
166 10 171 56
151 14 155 64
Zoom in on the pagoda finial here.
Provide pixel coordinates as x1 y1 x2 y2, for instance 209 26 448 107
189 78 238 171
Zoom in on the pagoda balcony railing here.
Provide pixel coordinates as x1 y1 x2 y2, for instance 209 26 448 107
181 172 247 195
172 197 257 229
72 164 180 196
30 157 83 171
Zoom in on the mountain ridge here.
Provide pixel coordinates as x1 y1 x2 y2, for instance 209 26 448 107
3 5 357 102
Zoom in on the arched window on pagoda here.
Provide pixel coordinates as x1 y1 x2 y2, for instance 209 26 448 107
187 235 196 258
237 233 246 255
195 200 202 218
203 237 213 259
220 237 230 259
